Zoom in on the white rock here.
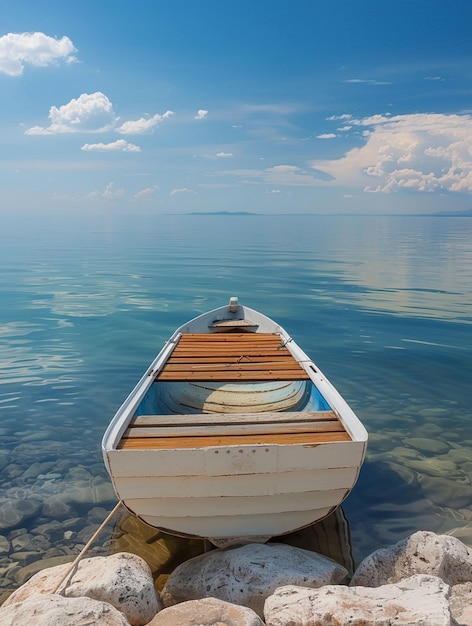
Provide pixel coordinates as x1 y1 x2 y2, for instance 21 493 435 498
147 596 264 625
0 593 131 625
449 581 472 626
162 542 348 618
264 575 452 626
351 530 472 587
4 552 160 626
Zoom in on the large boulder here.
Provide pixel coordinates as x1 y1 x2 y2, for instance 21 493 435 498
3 552 160 626
264 575 452 626
162 542 348 617
0 593 131 625
147 597 264 626
351 531 472 587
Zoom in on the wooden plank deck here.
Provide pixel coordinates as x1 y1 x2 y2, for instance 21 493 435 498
155 333 310 382
118 431 351 449
118 410 352 450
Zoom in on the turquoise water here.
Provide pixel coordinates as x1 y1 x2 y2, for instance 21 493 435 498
1 211 471 592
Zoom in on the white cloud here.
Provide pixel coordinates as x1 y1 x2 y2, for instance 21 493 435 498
81 139 141 152
117 111 174 134
0 32 77 76
311 113 472 194
195 109 208 120
216 152 233 158
85 182 125 199
24 93 174 140
25 92 116 135
171 188 196 195
327 114 352 121
268 165 299 174
343 78 391 85
316 133 337 139
135 185 160 198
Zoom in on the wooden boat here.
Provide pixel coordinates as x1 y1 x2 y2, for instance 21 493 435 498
102 297 368 546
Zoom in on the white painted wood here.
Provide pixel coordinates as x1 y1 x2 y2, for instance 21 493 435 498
275 440 366 472
129 488 347 518
113 467 357 499
106 441 366 478
137 507 336 540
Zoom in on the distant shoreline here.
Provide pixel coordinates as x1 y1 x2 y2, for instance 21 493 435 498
182 210 472 217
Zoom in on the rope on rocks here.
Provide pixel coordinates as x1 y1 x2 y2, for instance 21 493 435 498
54 501 122 595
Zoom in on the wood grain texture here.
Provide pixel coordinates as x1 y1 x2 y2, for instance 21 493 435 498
156 333 310 381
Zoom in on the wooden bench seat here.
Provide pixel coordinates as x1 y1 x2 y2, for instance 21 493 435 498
117 410 352 450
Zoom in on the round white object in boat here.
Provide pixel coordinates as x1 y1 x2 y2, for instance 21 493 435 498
156 380 311 414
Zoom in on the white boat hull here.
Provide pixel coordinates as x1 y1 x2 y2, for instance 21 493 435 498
106 440 364 541
102 298 368 545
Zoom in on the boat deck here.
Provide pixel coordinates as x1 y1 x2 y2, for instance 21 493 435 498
155 333 311 382
118 410 351 450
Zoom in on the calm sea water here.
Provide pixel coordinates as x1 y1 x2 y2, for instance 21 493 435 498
1 211 471 592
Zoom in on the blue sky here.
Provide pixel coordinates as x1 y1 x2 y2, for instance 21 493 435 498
1 0 472 214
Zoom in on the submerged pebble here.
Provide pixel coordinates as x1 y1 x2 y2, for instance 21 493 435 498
404 456 460 478
0 500 42 532
405 437 450 455
418 475 472 509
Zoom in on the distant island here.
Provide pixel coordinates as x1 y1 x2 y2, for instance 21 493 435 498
187 211 259 216
179 209 472 217
431 208 472 217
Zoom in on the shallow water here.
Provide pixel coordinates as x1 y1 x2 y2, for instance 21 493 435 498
1 211 471 599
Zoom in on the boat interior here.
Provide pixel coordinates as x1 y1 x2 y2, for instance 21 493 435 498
117 332 352 451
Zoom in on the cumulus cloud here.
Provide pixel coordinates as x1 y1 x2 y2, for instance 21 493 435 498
85 182 125 199
25 92 174 141
116 111 174 134
25 92 116 135
311 112 472 194
216 152 233 158
81 139 140 152
195 109 208 120
0 31 77 76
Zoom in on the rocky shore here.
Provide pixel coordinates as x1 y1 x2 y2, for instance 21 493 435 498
1 530 472 625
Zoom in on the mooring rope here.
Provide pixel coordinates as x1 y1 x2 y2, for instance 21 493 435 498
54 501 122 595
